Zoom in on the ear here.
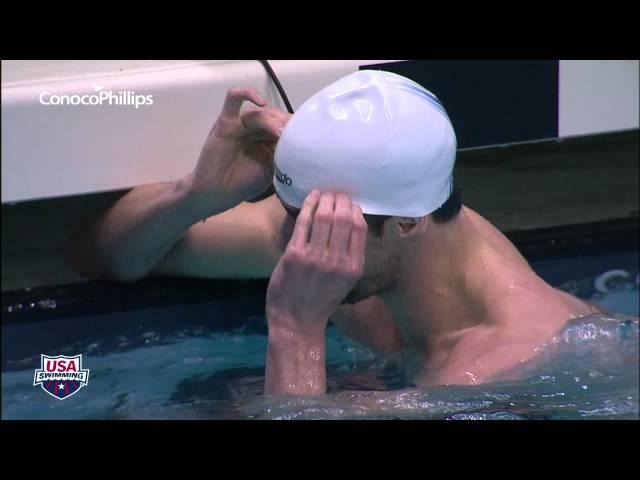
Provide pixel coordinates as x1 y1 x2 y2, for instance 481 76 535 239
396 216 427 237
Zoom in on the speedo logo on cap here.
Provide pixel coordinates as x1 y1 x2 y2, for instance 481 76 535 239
275 165 293 186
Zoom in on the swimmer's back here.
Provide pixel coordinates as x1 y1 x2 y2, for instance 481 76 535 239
464 206 604 319
463 206 530 266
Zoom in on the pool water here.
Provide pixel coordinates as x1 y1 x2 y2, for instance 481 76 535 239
2 258 638 420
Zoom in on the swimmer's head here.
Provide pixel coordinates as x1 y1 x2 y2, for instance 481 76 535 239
274 70 461 304
277 186 462 305
273 69 457 218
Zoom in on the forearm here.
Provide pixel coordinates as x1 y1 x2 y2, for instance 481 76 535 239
64 172 235 282
262 190 366 396
264 320 327 396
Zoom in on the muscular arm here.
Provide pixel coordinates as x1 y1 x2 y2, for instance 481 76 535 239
151 194 286 279
64 175 223 282
264 300 407 396
265 321 327 396
65 189 286 282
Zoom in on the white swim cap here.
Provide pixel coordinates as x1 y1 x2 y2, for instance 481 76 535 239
273 70 457 217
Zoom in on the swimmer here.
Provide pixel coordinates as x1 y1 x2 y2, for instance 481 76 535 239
64 71 608 396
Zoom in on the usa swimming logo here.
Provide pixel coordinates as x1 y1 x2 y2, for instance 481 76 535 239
33 354 90 400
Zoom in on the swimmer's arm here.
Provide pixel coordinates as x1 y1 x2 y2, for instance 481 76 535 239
148 194 285 280
265 319 327 396
64 181 283 282
63 177 219 281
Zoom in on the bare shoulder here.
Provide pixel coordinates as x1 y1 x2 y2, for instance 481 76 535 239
463 206 530 265
421 290 599 387
418 326 543 386
555 288 610 316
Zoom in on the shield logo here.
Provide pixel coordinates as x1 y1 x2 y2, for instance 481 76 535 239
33 354 90 400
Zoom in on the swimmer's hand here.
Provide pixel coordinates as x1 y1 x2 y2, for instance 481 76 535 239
267 191 367 333
185 87 291 208
264 191 367 396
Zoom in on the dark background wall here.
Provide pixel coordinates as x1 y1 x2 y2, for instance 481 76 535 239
362 60 559 149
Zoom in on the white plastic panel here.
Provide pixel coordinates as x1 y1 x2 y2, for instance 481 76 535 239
1 60 398 203
559 60 639 137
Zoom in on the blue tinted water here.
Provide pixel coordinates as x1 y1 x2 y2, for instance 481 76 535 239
2 265 638 420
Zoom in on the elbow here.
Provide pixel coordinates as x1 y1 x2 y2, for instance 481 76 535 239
96 252 152 284
63 234 142 284
105 264 147 284
63 233 99 280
